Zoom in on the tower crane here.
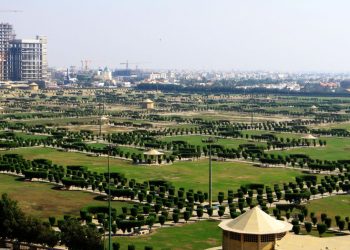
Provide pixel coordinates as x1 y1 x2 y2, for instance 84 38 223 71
120 60 150 70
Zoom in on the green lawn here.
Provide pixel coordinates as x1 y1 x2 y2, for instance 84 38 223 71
269 137 350 161
1 147 305 196
0 174 133 220
112 220 221 250
15 132 50 140
159 135 265 148
306 195 350 227
88 143 145 155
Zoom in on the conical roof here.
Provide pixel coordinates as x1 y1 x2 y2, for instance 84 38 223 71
144 99 154 103
219 206 292 235
301 134 317 139
144 149 164 156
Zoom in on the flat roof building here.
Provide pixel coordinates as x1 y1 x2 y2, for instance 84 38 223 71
9 36 48 81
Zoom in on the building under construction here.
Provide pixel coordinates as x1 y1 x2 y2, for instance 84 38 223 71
0 23 15 81
0 23 48 82
9 36 48 81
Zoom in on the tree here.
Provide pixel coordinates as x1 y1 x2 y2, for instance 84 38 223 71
59 218 103 250
338 220 345 231
113 242 120 250
48 216 56 226
218 209 224 218
146 216 155 232
172 213 179 224
207 207 213 217
304 222 312 233
325 218 332 228
182 211 190 223
158 215 166 226
311 216 318 226
317 223 327 237
196 208 203 219
292 225 300 235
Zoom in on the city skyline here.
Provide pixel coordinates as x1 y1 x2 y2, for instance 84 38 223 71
1 0 350 72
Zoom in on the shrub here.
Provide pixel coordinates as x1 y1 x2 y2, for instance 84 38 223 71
317 223 327 237
128 245 135 250
292 225 300 235
304 222 312 233
338 220 345 231
112 242 120 250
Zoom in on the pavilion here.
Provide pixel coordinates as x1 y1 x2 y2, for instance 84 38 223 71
219 206 292 250
143 149 164 164
301 134 317 140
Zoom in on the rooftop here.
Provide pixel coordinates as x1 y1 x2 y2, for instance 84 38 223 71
219 206 292 235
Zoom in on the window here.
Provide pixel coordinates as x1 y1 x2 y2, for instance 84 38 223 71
244 234 258 242
261 234 275 242
229 232 241 241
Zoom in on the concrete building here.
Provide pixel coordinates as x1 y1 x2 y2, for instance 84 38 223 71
219 206 292 250
0 23 15 81
9 36 48 81
142 99 154 109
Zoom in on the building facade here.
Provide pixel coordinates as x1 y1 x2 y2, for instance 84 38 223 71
9 36 48 81
0 23 15 81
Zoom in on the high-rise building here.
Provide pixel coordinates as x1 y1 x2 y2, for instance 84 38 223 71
0 23 15 81
9 35 48 81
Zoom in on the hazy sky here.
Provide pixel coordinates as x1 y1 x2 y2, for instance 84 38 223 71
1 0 350 72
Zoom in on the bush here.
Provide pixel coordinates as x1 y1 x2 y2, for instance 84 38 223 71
128 245 136 250
48 216 56 226
292 225 300 234
317 223 327 237
113 242 120 250
338 220 345 231
325 218 332 228
304 222 312 233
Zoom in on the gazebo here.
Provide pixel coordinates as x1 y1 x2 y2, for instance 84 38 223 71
142 99 154 110
143 149 164 164
301 134 317 140
29 82 39 91
219 206 292 250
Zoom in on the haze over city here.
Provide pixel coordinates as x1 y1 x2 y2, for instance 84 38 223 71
2 0 350 72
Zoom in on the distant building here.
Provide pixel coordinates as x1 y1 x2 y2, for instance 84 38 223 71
96 67 112 81
9 36 48 81
0 23 15 81
142 99 154 109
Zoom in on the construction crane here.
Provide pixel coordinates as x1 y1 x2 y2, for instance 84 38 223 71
81 59 91 71
120 60 149 70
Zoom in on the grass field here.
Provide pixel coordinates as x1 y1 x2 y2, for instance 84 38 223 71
112 220 221 250
15 132 50 140
159 135 266 148
0 174 133 220
269 137 350 161
306 195 350 227
1 147 305 196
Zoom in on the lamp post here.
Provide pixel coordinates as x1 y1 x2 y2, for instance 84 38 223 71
202 137 218 207
107 144 112 250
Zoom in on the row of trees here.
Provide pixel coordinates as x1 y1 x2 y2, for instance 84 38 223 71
0 193 103 250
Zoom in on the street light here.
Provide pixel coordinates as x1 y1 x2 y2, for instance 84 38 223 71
202 137 218 207
106 144 113 250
